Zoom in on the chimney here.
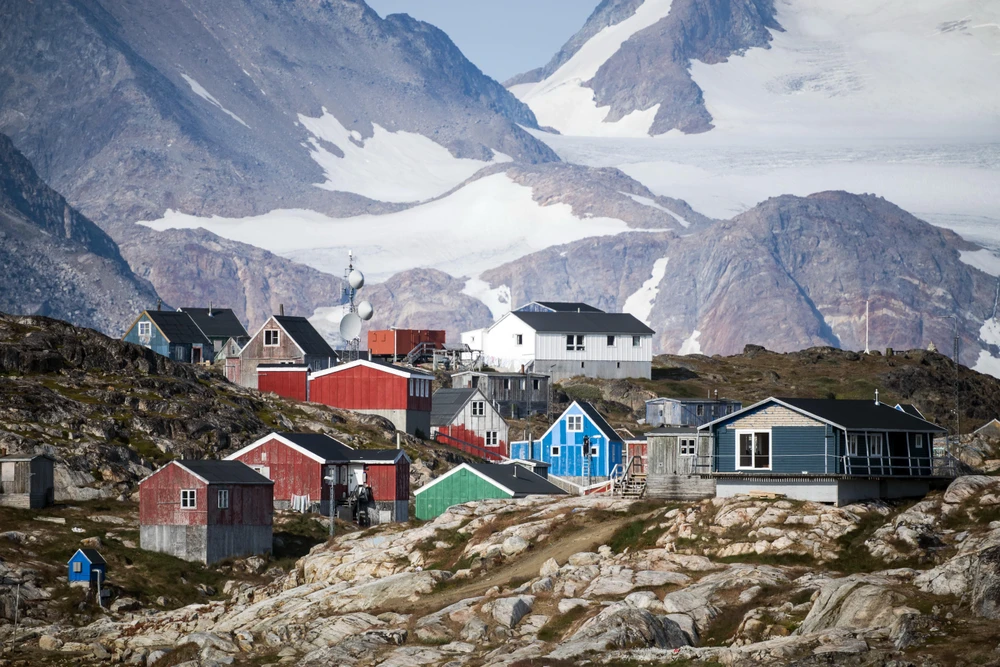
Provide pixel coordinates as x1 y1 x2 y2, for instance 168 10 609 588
157 299 162 311
396 433 401 450
874 389 879 405
209 301 213 317
279 304 285 317
513 465 518 478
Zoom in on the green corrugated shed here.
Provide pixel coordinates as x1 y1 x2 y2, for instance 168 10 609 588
415 467 512 520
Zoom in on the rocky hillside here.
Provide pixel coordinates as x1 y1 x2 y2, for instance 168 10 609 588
0 133 160 335
22 477 1000 666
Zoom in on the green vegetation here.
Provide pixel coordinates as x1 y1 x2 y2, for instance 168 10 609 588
537 605 591 642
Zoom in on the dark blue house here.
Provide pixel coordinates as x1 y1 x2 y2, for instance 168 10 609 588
510 401 623 486
699 397 948 505
123 309 214 364
68 548 107 587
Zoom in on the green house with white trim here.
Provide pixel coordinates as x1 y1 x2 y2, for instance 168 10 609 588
414 462 565 520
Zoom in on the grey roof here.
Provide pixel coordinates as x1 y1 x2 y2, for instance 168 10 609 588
578 401 621 441
453 371 548 378
181 308 249 340
517 301 605 313
647 397 741 404
466 463 566 496
145 311 212 346
0 453 55 462
776 398 946 432
431 388 477 426
176 460 274 485
351 450 407 462
511 311 654 335
273 316 336 357
647 426 700 435
277 432 355 462
76 548 106 565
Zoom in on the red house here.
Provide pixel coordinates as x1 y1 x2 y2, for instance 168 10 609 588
257 364 309 402
431 388 510 461
225 432 410 524
309 360 433 436
138 460 273 564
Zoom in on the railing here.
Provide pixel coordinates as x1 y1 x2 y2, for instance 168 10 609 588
547 475 614 496
433 431 510 463
840 453 953 478
610 456 640 496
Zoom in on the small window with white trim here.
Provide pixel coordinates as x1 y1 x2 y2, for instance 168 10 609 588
632 335 641 347
472 401 485 416
551 445 560 457
868 433 884 457
566 415 583 432
181 489 197 509
914 434 925 449
73 561 82 573
847 434 862 457
607 335 615 346
485 431 499 447
737 431 771 470
263 329 280 347
138 321 151 337
680 438 696 456
217 489 229 509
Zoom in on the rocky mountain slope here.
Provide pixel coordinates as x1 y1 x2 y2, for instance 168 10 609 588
0 133 160 334
22 477 1000 666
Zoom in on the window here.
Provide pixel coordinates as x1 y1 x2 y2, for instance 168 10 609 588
485 431 499 447
520 379 526 390
847 434 862 457
181 489 197 509
261 452 267 462
737 431 771 470
515 334 523 345
632 335 641 347
914 434 925 449
680 438 696 456
607 335 615 346
73 561 82 573
696 404 705 417
263 329 280 347
533 379 540 391
567 415 583 432
551 445 560 457
868 434 884 457
217 489 229 509
504 378 511 390
472 401 485 416
138 322 151 337
566 335 585 351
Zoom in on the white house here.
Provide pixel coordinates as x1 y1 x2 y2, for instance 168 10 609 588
462 303 654 382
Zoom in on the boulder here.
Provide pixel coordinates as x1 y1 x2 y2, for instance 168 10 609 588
558 598 590 614
539 557 560 577
970 545 1000 619
38 635 63 650
80 536 102 548
492 595 534 628
461 618 489 643
530 577 553 594
796 576 903 634
177 632 238 654
546 606 689 660
110 597 141 613
567 552 601 566
501 536 529 557
943 475 1000 504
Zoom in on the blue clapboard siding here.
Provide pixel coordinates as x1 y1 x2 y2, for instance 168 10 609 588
123 314 172 358
510 403 622 478
714 425 833 474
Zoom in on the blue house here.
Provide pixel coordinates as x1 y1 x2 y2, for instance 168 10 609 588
123 308 214 364
699 397 948 505
510 401 623 485
68 549 107 587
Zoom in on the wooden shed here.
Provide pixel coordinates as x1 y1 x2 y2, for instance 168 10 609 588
0 454 55 509
431 388 509 460
414 462 565 520
139 460 273 565
642 427 715 500
67 548 107 587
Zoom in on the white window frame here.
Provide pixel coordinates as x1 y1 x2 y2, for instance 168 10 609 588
180 489 197 509
485 431 499 447
471 401 485 416
565 334 585 351
590 444 600 456
632 335 641 347
73 561 83 573
514 334 523 346
679 438 696 456
868 433 884 457
566 415 583 432
696 404 705 417
263 329 280 347
914 433 925 449
532 379 540 391
551 445 560 457
217 489 229 509
847 434 862 457
735 429 772 471
138 321 151 337
503 378 511 390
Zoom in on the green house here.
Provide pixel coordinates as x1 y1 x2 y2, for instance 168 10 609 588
414 462 565 520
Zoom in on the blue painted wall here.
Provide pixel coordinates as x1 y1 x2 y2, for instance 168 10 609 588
510 403 622 478
123 312 214 363
67 551 106 585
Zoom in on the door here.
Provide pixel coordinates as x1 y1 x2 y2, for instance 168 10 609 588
192 346 203 363
251 465 270 479
649 439 668 476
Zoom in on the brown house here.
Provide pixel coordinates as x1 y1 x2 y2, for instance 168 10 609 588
229 315 336 389
0 454 55 509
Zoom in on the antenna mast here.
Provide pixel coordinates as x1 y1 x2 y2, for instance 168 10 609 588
340 251 374 362
864 300 870 354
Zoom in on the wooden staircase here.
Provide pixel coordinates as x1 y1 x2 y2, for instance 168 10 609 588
618 473 647 499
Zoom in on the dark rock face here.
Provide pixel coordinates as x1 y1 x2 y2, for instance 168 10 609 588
478 192 996 365
0 133 160 335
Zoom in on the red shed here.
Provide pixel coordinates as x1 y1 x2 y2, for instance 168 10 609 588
309 360 433 436
257 364 309 402
368 329 446 359
138 460 273 564
225 432 410 524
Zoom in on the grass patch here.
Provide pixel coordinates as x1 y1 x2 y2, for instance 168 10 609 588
831 508 922 574
716 552 816 567
607 518 671 554
418 525 473 572
537 605 591 642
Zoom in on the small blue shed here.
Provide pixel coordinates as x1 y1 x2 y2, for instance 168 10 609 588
68 548 107 586
510 401 622 486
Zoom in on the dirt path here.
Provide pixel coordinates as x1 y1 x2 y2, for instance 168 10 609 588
396 514 634 614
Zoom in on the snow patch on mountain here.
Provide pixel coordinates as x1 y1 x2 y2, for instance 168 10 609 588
511 0 674 136
141 173 633 282
180 74 249 128
974 316 1000 376
463 279 512 320
679 329 702 355
298 108 500 203
623 257 669 325
960 249 1000 277
689 0 1000 138
623 192 689 227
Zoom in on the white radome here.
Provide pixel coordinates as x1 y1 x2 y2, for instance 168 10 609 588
339 312 362 341
348 269 365 290
357 301 374 321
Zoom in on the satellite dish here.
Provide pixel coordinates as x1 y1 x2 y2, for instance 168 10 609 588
348 270 365 290
357 301 374 321
339 313 362 341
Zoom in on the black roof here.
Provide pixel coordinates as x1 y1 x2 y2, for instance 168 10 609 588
776 398 945 432
277 432 356 462
431 388 477 426
895 403 923 418
518 301 604 313
273 316 336 357
512 311 654 335
181 308 249 340
578 401 621 441
77 549 106 565
177 460 273 484
145 311 212 346
351 450 405 462
466 463 566 496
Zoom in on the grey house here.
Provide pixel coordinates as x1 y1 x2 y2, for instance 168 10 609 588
0 454 55 509
642 427 716 500
646 398 742 427
451 371 549 418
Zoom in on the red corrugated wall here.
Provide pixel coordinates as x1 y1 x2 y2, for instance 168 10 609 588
367 330 446 357
627 442 648 474
436 425 508 460
366 463 404 501
309 365 431 412
257 369 308 402
140 463 208 526
232 437 329 503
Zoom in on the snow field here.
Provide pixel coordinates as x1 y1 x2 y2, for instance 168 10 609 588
623 257 670 325
180 73 249 128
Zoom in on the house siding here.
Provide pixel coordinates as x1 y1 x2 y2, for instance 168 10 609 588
433 389 509 459
229 438 328 507
646 399 742 427
714 425 831 474
509 403 622 482
257 368 309 402
452 372 549 418
0 457 54 509
123 313 172 358
415 468 512 520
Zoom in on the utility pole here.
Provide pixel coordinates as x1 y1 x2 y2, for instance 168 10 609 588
864 300 871 354
324 469 337 538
